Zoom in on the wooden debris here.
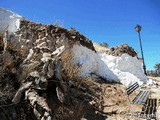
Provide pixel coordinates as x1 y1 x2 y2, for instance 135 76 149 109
12 82 33 104
25 89 52 120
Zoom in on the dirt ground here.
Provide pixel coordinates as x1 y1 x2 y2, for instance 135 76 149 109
101 76 160 120
101 83 143 120
148 76 160 119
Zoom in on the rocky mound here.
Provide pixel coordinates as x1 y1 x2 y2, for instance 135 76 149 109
0 17 106 120
106 44 137 57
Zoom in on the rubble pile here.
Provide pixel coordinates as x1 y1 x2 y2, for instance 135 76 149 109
0 19 106 120
106 44 137 57
0 8 147 120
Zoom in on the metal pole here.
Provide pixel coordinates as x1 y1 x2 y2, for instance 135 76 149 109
138 31 147 75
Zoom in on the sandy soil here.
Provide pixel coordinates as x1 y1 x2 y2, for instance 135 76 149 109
148 76 160 119
101 77 160 120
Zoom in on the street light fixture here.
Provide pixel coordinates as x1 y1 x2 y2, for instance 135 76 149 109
135 24 147 75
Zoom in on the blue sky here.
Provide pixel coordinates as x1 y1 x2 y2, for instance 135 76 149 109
0 0 160 70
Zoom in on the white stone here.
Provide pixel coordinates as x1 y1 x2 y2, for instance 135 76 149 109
30 71 40 77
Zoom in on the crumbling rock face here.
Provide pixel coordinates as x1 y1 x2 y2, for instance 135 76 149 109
0 20 107 120
16 20 95 54
106 44 137 57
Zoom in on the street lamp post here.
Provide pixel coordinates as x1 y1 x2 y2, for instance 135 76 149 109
135 24 147 75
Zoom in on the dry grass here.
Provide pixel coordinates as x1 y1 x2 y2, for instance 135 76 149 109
60 49 102 93
93 43 110 52
60 49 80 80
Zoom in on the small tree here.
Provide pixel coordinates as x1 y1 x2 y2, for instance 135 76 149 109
53 20 63 27
70 27 77 32
53 22 59 27
99 42 109 48
154 63 160 76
